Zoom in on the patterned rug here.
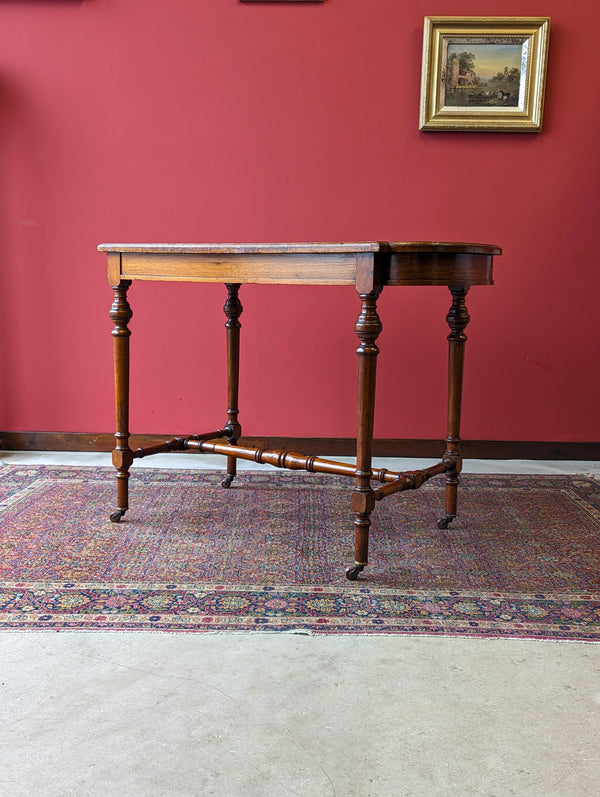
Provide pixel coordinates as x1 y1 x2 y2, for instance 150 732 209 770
1 464 599 639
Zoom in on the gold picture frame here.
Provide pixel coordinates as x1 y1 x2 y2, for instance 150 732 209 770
419 16 550 132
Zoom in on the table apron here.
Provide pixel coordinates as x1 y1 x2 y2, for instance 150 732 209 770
383 253 493 286
117 251 366 285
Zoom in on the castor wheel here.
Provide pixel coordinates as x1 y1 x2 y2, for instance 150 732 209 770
109 509 126 523
221 474 235 489
437 514 455 530
345 564 365 581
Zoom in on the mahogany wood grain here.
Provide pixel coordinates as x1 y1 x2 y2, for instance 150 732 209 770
438 287 471 530
222 284 243 488
351 289 383 572
108 281 133 522
116 252 366 285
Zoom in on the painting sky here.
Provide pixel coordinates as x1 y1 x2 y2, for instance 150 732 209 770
448 42 523 78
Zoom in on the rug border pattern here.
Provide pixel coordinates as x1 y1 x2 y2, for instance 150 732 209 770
1 581 599 639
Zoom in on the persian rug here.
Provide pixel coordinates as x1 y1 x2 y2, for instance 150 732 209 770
1 464 599 639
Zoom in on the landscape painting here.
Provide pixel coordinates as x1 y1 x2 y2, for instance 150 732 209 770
419 17 550 131
443 40 525 108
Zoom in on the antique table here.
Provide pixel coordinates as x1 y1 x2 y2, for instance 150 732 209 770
99 241 500 580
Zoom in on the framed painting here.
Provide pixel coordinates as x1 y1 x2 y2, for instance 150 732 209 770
419 17 550 131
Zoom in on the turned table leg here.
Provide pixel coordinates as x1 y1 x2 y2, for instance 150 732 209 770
438 286 471 530
221 283 243 488
109 280 133 522
346 289 383 580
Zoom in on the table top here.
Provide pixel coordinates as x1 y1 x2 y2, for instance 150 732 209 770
98 241 501 256
100 241 501 289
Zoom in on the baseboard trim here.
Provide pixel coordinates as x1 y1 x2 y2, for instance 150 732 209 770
1 431 599 460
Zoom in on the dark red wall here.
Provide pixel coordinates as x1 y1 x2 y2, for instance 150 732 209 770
1 0 598 442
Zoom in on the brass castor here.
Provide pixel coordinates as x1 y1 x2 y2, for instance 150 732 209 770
437 514 456 530
109 509 126 523
221 474 235 489
345 564 365 581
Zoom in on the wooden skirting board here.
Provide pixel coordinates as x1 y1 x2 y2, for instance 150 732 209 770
0 432 599 461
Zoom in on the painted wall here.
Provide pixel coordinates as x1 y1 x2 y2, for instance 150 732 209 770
0 0 598 443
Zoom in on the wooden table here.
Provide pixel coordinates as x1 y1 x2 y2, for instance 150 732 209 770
99 241 500 580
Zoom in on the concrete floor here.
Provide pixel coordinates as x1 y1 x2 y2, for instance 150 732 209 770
1 453 600 796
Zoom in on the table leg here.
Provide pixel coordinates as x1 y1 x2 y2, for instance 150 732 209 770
221 283 243 488
346 289 383 580
438 286 471 530
109 280 133 522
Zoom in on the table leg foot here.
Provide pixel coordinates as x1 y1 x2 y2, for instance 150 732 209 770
345 563 365 581
110 509 127 523
437 513 456 530
221 453 238 488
